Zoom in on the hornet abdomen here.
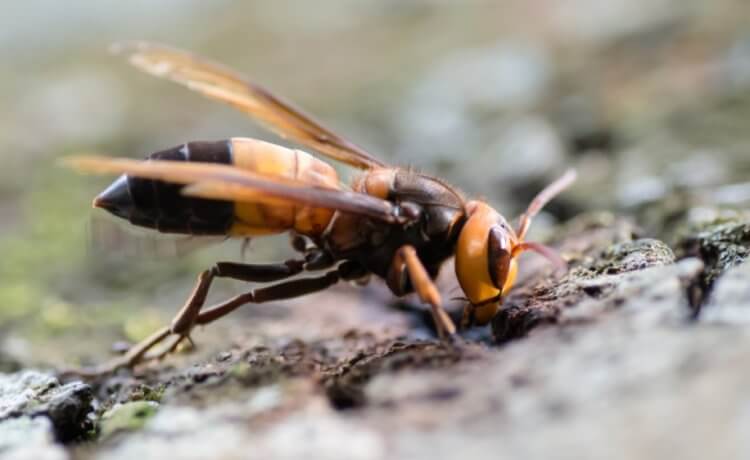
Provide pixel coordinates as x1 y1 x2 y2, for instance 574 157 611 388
227 137 339 236
94 138 340 237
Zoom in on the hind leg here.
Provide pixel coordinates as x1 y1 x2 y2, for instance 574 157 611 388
70 258 319 377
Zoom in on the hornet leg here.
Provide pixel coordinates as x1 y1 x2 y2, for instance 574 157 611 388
388 245 456 339
148 266 349 362
70 258 336 377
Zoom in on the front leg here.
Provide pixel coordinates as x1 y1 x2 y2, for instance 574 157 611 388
387 245 457 339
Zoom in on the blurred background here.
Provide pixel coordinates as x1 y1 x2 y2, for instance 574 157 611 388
1 0 750 368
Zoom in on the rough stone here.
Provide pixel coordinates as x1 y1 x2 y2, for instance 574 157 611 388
0 370 94 443
493 237 676 342
362 258 743 460
676 218 750 288
11 215 750 460
0 416 68 460
96 403 387 460
701 260 750 324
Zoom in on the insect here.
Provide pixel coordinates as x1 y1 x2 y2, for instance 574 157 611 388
66 42 576 374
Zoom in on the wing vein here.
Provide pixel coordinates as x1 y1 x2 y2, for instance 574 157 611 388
112 41 386 170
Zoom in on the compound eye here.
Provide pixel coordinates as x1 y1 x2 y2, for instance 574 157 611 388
487 226 512 291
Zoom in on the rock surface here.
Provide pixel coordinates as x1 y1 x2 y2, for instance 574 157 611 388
3 213 747 460
0 371 93 443
702 260 750 324
0 416 68 460
0 371 94 459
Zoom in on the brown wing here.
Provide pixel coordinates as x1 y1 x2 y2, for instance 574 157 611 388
111 41 386 170
64 155 404 224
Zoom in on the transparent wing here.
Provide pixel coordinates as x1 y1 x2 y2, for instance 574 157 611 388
112 41 386 170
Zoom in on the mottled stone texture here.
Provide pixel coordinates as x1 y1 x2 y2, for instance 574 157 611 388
7 214 750 460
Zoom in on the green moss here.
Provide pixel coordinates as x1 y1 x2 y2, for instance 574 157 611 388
127 383 166 403
98 401 159 440
229 361 253 379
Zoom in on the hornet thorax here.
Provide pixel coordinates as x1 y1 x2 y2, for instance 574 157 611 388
324 168 467 282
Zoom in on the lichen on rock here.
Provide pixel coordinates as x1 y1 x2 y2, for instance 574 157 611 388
99 401 159 441
675 218 750 288
492 217 676 343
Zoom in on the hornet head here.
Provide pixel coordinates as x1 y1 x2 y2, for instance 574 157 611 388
454 170 576 327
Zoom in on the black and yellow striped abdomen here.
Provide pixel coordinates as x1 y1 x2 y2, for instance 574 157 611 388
96 138 340 237
122 140 235 234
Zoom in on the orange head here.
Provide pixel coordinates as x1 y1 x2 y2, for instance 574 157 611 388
454 170 576 327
